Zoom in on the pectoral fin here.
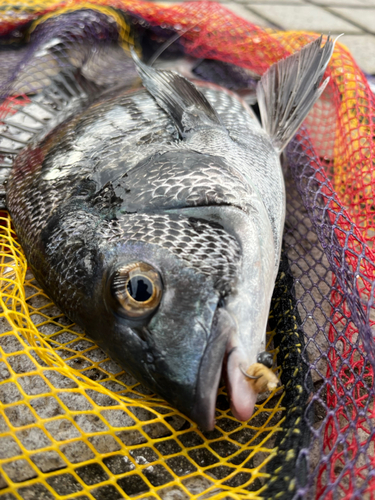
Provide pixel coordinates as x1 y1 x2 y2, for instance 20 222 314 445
0 70 96 208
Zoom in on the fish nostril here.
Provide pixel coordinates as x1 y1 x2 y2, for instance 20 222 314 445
217 296 226 308
134 326 148 342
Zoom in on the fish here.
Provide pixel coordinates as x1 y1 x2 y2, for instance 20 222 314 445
2 34 335 430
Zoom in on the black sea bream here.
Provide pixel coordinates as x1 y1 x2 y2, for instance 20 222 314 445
4 36 334 430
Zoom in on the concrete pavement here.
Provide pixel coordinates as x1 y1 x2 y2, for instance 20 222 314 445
162 0 375 74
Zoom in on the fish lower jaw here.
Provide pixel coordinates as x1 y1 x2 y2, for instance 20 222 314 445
225 346 262 422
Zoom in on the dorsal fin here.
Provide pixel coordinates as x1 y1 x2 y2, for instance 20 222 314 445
131 48 222 138
257 34 338 152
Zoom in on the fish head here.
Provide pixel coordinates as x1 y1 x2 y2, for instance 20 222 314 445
87 212 240 430
75 146 278 430
32 146 276 431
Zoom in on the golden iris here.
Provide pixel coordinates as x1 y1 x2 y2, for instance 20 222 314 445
112 262 163 318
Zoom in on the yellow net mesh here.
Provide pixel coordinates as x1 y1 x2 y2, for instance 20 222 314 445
0 211 286 499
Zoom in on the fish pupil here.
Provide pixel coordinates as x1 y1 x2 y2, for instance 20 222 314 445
127 276 153 302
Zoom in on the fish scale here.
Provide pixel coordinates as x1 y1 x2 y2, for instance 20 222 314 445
5 36 336 429
102 152 253 213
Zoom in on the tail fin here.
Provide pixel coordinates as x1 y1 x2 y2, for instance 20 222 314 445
257 34 338 152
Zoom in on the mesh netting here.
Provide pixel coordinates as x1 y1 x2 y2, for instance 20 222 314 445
0 2 374 499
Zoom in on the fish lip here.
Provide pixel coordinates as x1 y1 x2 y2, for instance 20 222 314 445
190 306 236 431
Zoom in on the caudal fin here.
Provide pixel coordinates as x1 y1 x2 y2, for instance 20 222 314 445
257 34 338 152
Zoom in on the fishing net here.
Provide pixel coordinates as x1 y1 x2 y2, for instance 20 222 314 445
0 2 373 499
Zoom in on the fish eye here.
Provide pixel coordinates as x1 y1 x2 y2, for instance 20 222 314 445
111 262 163 318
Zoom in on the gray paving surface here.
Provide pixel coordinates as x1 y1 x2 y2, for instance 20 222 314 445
205 0 375 73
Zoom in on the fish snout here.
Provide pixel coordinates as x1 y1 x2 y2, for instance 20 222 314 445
144 305 235 432
189 307 236 431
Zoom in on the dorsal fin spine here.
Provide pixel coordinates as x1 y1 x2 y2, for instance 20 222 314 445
131 47 223 138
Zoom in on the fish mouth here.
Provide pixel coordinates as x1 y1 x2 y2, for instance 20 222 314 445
189 306 234 431
190 306 259 431
223 343 259 423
